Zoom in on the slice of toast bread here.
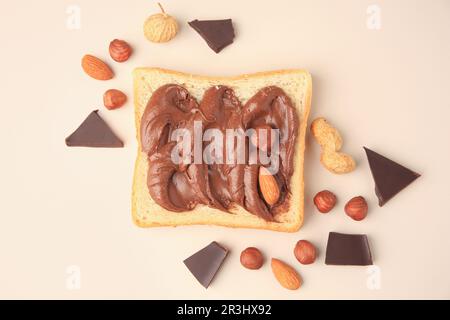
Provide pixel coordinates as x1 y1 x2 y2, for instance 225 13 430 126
132 68 312 232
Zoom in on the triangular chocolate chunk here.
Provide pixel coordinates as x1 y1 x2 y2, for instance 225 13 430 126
364 147 420 206
65 110 123 148
183 241 228 288
188 19 235 53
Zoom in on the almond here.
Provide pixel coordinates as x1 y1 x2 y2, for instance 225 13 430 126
258 166 280 206
271 258 302 290
81 54 114 80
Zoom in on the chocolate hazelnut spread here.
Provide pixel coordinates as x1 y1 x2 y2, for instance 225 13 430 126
140 84 299 221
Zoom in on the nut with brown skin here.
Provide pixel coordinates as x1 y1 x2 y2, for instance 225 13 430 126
271 258 302 290
81 54 114 80
103 89 127 110
240 247 264 270
313 190 337 213
345 196 368 221
294 240 317 265
109 39 132 62
258 166 280 206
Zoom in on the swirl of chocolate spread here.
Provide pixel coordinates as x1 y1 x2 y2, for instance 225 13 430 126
140 84 299 221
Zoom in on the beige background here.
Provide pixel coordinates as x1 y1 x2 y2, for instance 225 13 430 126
0 0 449 299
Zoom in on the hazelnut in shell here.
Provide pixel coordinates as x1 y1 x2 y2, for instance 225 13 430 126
143 3 178 43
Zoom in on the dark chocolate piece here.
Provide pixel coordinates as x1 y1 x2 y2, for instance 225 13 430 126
65 110 123 148
364 147 420 206
325 232 373 266
188 19 235 53
183 241 228 288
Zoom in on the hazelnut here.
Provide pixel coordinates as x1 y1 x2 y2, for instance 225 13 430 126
344 196 368 221
109 39 132 63
103 89 127 110
240 247 264 270
313 190 337 213
294 240 316 265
